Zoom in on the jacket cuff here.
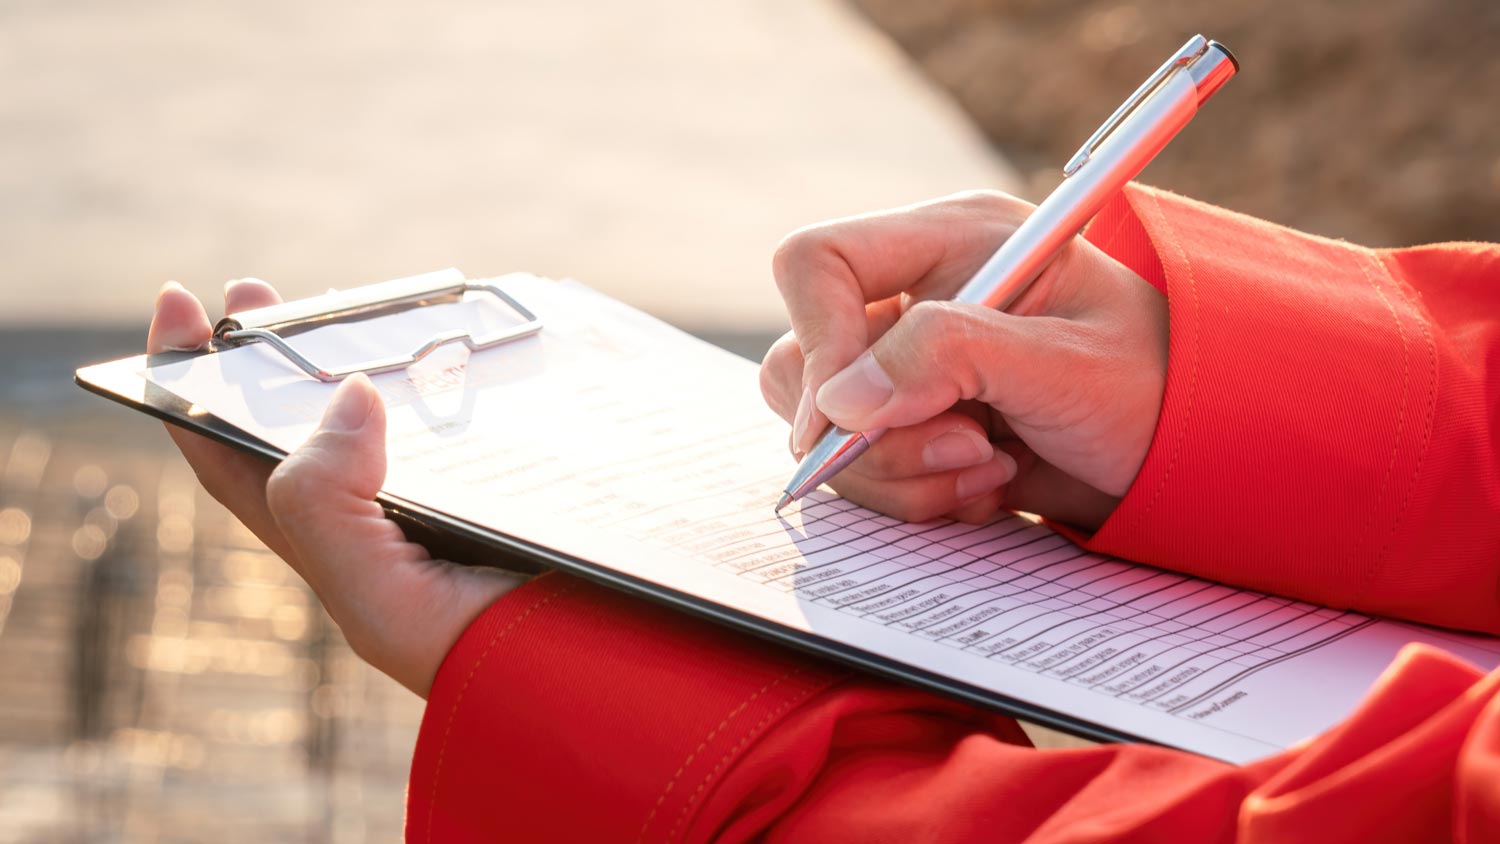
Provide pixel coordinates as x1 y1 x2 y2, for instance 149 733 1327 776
1078 184 1443 623
405 573 850 843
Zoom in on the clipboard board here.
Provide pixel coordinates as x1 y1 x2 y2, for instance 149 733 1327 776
75 268 1146 751
78 270 1500 764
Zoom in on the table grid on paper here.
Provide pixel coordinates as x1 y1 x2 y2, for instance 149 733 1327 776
612 489 1373 720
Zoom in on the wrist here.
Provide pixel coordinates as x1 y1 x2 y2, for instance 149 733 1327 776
322 559 529 699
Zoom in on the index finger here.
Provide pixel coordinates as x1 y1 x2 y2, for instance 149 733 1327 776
771 191 1031 448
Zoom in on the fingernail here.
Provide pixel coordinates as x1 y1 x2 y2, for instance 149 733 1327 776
817 352 893 424
152 282 208 352
791 386 814 451
922 429 993 472
955 454 1018 502
321 374 375 433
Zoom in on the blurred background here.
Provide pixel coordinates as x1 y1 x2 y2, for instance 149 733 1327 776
1 0 1495 840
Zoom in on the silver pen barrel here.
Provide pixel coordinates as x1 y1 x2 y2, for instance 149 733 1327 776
776 427 883 513
953 51 1203 310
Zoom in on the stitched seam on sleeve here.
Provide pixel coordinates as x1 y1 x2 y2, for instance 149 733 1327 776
635 667 805 843
665 680 827 843
423 582 578 844
1133 191 1199 526
1361 250 1438 601
1345 250 1411 602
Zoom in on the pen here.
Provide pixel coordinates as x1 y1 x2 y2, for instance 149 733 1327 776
775 34 1238 514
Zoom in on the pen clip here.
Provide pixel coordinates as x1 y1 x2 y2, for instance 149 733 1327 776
1063 34 1210 177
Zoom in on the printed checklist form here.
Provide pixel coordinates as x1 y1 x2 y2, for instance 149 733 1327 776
138 275 1500 763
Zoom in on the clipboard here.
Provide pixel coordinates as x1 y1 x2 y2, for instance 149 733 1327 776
77 270 551 575
75 268 1147 750
79 269 1500 764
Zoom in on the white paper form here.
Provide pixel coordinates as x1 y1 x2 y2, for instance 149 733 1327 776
143 275 1500 763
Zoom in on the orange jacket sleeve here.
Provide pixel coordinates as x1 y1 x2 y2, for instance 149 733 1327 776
407 575 1500 843
1079 185 1500 633
405 185 1500 842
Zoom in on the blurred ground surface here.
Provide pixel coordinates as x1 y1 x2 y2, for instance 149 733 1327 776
852 0 1500 247
0 0 1017 333
0 422 421 844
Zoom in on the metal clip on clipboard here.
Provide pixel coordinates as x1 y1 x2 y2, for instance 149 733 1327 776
211 268 543 382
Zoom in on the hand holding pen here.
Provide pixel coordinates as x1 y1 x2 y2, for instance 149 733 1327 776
760 188 1167 530
763 36 1236 528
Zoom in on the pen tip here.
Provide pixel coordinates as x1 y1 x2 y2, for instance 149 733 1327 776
774 493 791 514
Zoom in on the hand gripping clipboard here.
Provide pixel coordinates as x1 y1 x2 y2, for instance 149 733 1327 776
74 268 1161 751
75 268 556 575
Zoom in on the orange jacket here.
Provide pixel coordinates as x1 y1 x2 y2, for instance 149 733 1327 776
405 185 1500 843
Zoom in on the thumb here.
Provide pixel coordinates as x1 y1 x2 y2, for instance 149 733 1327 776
814 300 1072 433
265 374 412 585
265 375 524 699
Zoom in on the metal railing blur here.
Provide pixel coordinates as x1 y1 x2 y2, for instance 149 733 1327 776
0 427 422 842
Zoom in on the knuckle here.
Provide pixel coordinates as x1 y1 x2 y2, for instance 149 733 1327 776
945 188 1027 217
902 299 950 332
771 227 834 289
759 331 802 378
901 300 970 350
897 301 993 396
264 459 319 523
759 333 804 416
947 188 1009 210
798 323 848 375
